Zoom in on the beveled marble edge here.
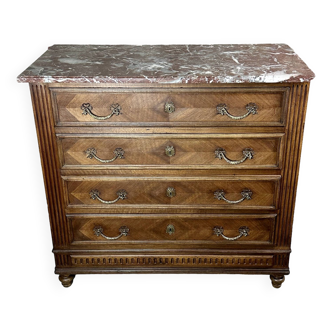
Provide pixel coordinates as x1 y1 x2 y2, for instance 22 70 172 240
17 44 315 84
17 74 314 84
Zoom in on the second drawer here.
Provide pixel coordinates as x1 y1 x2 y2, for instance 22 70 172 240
59 134 284 169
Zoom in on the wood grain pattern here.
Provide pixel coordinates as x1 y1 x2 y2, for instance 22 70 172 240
30 84 70 250
276 83 309 247
24 79 311 288
65 176 280 209
59 134 283 169
70 214 275 244
52 88 287 126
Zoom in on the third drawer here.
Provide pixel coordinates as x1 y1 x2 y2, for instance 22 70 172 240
65 176 280 210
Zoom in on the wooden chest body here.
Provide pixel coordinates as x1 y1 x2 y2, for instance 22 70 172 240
19 44 314 288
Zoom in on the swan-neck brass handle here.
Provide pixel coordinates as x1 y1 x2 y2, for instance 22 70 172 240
90 189 127 204
85 148 125 163
81 103 121 120
214 189 252 204
215 148 254 165
93 226 129 240
216 103 258 120
213 226 249 241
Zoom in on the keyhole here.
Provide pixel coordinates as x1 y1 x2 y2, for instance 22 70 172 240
167 225 175 235
165 102 175 113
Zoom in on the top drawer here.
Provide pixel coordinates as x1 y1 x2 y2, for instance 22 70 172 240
52 88 289 127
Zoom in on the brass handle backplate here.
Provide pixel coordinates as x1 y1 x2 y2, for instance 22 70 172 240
213 226 249 241
90 189 127 204
93 226 129 240
215 148 254 165
81 103 121 120
216 103 258 120
214 189 252 204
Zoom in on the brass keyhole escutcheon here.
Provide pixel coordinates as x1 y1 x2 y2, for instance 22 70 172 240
164 101 175 113
165 145 175 157
166 224 175 235
166 187 176 198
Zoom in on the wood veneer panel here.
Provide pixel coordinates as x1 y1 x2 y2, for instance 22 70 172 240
59 134 283 169
52 88 287 126
70 214 275 244
65 176 280 209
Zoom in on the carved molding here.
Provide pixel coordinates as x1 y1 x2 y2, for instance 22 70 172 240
30 84 70 246
276 83 309 246
55 254 71 267
71 255 273 268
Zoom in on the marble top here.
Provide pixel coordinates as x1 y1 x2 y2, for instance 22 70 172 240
17 44 314 84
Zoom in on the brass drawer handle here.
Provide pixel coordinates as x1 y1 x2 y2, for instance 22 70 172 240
213 226 249 241
215 148 254 164
214 189 252 204
90 189 127 204
216 102 258 120
85 148 125 163
93 226 129 240
81 103 121 120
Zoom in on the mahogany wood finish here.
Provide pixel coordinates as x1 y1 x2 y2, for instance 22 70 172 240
70 254 274 269
53 88 287 126
65 176 279 209
30 84 309 288
59 135 283 169
20 45 314 288
70 214 275 245
30 85 71 250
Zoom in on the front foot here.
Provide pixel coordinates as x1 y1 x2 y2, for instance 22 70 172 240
59 274 75 287
270 274 285 288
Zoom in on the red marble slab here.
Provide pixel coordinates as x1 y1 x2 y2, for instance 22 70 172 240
17 44 315 84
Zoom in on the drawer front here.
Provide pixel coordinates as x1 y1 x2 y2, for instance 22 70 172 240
60 135 283 169
53 89 287 126
70 214 275 245
65 176 280 209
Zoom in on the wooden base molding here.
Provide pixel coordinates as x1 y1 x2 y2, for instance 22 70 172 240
70 254 273 268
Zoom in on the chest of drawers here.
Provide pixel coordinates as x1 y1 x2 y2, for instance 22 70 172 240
18 44 314 288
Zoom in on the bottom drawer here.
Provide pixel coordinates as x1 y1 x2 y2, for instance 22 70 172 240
69 214 275 245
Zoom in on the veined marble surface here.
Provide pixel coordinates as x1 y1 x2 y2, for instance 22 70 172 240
17 44 315 84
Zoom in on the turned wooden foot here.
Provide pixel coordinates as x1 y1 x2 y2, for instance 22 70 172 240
59 274 75 287
270 275 285 288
